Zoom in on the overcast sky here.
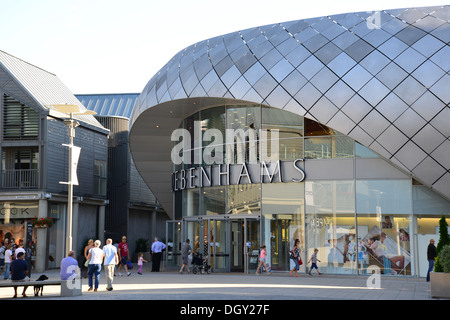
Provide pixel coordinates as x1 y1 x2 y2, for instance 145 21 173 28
0 0 445 94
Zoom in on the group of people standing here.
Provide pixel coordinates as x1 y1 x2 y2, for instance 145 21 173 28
66 236 167 292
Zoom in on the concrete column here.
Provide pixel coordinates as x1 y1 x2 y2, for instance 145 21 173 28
98 205 105 245
35 199 47 273
151 209 157 241
72 202 79 256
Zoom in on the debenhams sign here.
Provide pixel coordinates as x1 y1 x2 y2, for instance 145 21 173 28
171 123 305 191
172 159 305 191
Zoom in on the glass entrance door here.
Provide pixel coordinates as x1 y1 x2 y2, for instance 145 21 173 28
230 217 260 272
183 216 260 272
230 220 244 272
166 220 182 269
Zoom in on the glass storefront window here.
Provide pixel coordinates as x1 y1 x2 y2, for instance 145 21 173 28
202 186 226 215
413 185 450 215
226 106 261 164
356 180 412 214
184 189 200 216
305 213 356 275
306 180 355 214
227 184 260 215
416 216 450 278
355 142 379 158
262 182 305 271
305 137 332 159
201 107 226 166
305 136 354 159
261 107 303 161
356 214 412 276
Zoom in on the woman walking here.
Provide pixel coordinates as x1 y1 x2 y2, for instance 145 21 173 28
289 239 301 277
87 240 104 292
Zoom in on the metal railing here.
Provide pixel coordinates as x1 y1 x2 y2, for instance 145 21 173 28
1 169 39 189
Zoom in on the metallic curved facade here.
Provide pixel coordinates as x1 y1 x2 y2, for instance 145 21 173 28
130 6 450 217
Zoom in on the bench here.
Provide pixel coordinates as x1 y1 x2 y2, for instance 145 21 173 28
0 279 82 297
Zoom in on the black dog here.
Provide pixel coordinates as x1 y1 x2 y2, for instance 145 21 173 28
34 275 48 296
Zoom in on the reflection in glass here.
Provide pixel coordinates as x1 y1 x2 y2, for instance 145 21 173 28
305 213 356 275
201 107 226 165
355 142 379 158
305 180 355 214
184 188 200 216
227 184 260 215
305 137 332 159
262 107 303 161
202 186 226 215
226 106 261 164
356 180 412 214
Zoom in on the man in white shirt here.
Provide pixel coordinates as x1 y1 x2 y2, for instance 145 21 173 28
103 238 119 291
151 237 166 272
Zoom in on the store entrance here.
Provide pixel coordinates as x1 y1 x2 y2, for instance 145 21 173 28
182 216 259 272
230 218 260 272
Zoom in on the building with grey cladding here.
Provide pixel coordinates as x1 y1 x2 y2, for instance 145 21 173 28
0 50 109 272
129 6 450 275
76 93 169 256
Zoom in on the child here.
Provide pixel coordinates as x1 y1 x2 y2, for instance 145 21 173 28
255 245 271 275
137 252 148 275
308 248 321 275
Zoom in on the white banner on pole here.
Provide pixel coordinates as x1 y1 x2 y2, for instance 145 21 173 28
71 146 81 186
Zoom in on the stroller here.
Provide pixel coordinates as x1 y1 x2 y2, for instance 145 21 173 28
191 253 211 274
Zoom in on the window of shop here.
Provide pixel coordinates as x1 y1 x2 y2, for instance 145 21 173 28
94 159 107 196
413 184 450 277
305 180 356 274
261 107 303 161
262 182 304 271
356 179 412 275
227 184 260 215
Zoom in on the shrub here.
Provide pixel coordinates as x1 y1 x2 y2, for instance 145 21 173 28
434 215 450 272
438 245 450 273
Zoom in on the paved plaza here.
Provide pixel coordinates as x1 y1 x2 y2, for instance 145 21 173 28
0 264 438 301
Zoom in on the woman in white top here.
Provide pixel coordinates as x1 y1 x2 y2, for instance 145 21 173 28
3 245 12 280
86 240 104 291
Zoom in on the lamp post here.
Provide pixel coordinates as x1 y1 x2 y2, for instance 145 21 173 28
50 105 96 256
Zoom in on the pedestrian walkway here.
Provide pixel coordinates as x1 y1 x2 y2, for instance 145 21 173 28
0 264 438 301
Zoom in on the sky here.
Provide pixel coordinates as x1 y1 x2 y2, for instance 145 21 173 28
0 0 446 94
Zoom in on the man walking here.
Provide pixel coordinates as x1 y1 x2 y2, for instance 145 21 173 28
151 237 166 272
427 238 437 282
103 238 119 291
118 236 131 276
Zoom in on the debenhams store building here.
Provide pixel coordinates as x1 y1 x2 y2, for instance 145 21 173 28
130 6 450 277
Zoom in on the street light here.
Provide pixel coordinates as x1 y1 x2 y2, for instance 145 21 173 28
49 105 97 256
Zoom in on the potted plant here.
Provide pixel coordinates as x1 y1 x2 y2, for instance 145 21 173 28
134 238 151 263
430 215 450 298
30 217 54 228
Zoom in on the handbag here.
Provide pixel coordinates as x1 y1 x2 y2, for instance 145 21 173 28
84 259 90 267
289 250 295 259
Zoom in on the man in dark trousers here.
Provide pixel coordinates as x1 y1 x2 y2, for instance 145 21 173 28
10 252 29 298
151 237 166 272
427 238 437 282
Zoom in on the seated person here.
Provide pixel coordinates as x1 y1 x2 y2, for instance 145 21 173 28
60 251 80 280
10 252 29 298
